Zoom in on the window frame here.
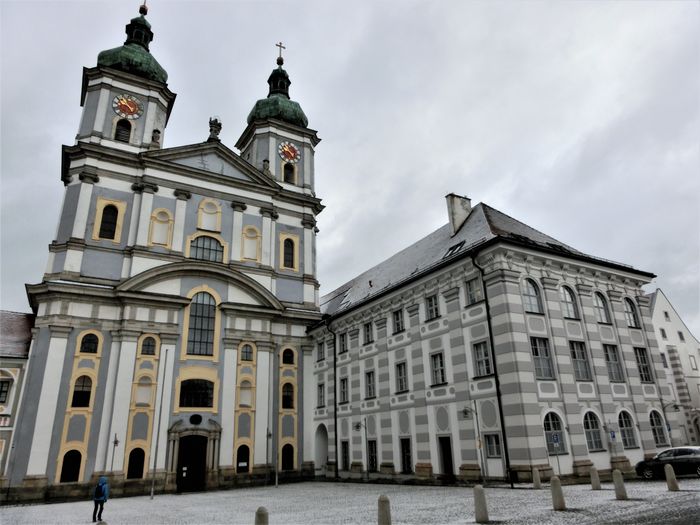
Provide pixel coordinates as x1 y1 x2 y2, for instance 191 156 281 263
649 410 668 447
593 292 612 324
339 377 349 404
559 286 579 319
603 344 625 382
624 298 641 328
392 309 405 334
0 380 10 404
279 233 300 272
569 341 592 381
317 383 325 408
365 370 376 399
583 412 604 452
543 412 567 455
71 375 93 408
430 352 446 386
190 234 224 263
522 278 544 314
186 291 217 357
339 332 348 353
179 378 214 408
634 347 654 383
317 342 325 362
425 295 440 321
618 411 638 449
395 361 408 393
363 323 374 345
530 337 555 380
281 382 294 409
473 341 493 377
484 433 502 458
465 277 483 306
92 197 126 244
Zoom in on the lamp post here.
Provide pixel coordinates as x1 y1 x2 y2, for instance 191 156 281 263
659 398 680 446
150 346 169 499
463 401 486 482
353 419 369 481
110 434 120 472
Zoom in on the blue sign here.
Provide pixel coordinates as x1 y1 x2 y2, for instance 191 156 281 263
552 433 560 444
610 431 616 440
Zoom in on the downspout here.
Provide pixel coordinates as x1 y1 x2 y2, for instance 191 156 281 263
471 254 514 488
322 314 339 479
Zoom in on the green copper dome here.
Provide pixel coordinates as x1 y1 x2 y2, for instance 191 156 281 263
97 5 168 84
247 57 308 128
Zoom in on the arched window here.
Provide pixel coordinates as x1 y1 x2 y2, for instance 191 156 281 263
187 292 216 356
282 349 294 365
242 227 261 262
522 279 543 314
283 238 295 269
283 163 295 184
236 445 250 473
618 411 637 449
583 412 603 451
141 336 156 356
240 344 253 361
281 444 294 471
80 333 99 354
543 412 566 455
190 235 223 263
649 410 667 446
239 380 253 407
127 448 145 479
149 209 172 247
71 375 92 408
179 379 214 408
114 119 131 142
559 286 579 319
594 292 611 324
282 383 294 409
98 205 119 240
624 298 640 328
59 450 82 483
197 200 221 231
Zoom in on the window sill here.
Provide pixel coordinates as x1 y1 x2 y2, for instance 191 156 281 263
316 405 326 409
316 359 325 363
465 299 485 308
430 382 448 388
365 396 376 401
472 373 494 380
392 329 405 335
425 316 441 322
525 311 545 316
395 389 409 395
575 378 594 383
338 350 348 355
339 401 349 406
587 448 606 453
622 446 640 450
597 322 613 326
364 342 374 346
563 316 580 321
486 455 502 459
535 377 556 381
608 380 626 383
547 452 569 456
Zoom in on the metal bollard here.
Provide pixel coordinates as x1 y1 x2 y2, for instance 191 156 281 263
254 506 269 525
474 484 489 524
551 476 566 511
664 464 680 491
590 466 601 490
613 469 627 500
378 494 392 525
532 467 541 489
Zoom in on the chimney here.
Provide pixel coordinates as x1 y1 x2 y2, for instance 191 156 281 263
445 193 472 235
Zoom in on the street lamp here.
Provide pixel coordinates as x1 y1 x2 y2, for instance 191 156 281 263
659 398 680 446
462 402 485 483
353 419 369 481
110 434 120 472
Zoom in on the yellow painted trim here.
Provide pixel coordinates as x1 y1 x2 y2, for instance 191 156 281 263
233 341 258 470
137 333 161 359
92 197 127 244
124 443 149 479
241 226 262 263
55 443 88 484
148 208 174 249
278 233 300 272
237 341 258 366
197 198 222 232
184 231 229 264
180 286 222 363
278 345 298 470
174 365 219 414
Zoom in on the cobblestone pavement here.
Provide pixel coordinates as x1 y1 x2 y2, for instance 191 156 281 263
1 478 698 524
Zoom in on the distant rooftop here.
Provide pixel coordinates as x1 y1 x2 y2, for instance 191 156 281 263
0 310 34 358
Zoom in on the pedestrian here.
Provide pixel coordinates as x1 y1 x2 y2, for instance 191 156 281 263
92 476 109 522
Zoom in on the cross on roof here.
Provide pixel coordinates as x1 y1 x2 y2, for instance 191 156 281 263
276 42 286 59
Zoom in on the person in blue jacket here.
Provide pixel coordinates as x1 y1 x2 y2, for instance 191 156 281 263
92 476 109 522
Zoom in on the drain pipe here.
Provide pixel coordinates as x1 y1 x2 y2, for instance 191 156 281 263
322 314 339 479
470 255 514 488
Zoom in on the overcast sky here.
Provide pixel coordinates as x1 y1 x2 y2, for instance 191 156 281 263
1 0 698 337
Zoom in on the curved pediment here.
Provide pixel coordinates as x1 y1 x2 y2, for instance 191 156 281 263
117 261 283 310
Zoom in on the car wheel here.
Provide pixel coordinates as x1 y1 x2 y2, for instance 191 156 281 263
642 467 654 479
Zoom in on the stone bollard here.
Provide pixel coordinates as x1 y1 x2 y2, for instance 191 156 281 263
613 469 627 500
664 464 680 491
532 467 541 489
551 476 566 511
474 484 489 524
254 506 269 525
378 494 392 525
590 467 601 490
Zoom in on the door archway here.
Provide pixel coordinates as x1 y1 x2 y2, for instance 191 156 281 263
281 444 294 471
127 448 145 479
59 450 82 483
176 435 208 492
315 424 328 474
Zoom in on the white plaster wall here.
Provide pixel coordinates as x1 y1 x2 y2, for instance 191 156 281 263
155 343 175 470
254 351 270 465
106 339 138 472
303 351 314 462
142 279 181 295
219 347 237 467
96 337 122 471
64 249 84 273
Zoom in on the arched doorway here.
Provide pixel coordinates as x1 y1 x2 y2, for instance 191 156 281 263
315 424 328 475
282 444 294 471
177 435 207 492
236 445 250 473
127 448 145 479
59 450 82 482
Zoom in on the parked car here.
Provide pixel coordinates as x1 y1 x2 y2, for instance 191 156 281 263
635 446 700 479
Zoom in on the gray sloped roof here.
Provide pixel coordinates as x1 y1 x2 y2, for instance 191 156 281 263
320 202 648 317
0 310 34 358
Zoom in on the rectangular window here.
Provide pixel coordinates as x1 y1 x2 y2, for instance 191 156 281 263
660 353 668 369
484 434 502 458
530 337 554 379
396 362 408 393
392 309 405 334
466 277 483 305
400 438 412 473
426 295 440 320
690 355 698 370
339 332 348 354
678 331 685 342
430 352 446 385
473 342 492 377
365 370 376 399
0 380 10 404
569 341 592 381
634 347 654 383
363 323 374 345
660 328 667 340
317 383 325 407
663 311 670 321
367 439 378 472
341 441 350 471
317 342 325 362
604 344 625 382
340 377 348 403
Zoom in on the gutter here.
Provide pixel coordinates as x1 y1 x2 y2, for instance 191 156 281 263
322 314 339 480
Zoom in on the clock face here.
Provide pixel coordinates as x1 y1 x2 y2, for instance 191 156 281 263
278 141 301 163
112 94 144 120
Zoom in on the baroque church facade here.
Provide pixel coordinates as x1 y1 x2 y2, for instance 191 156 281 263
3 7 679 500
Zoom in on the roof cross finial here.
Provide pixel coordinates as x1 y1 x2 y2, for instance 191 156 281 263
275 42 286 65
